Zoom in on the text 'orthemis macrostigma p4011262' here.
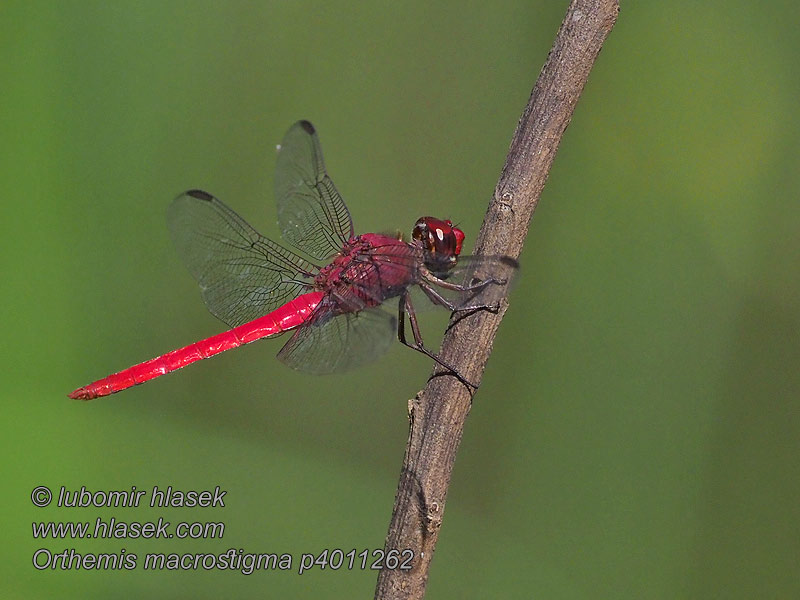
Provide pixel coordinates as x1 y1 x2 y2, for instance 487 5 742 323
69 121 517 400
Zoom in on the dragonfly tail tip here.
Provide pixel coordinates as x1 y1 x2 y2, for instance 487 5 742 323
68 387 93 401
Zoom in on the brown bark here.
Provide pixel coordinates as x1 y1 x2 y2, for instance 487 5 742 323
374 1 620 598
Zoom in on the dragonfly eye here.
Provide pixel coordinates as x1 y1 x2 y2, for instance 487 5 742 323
413 217 465 271
447 220 465 256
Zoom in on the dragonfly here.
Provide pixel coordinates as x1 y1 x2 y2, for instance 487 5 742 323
69 121 517 400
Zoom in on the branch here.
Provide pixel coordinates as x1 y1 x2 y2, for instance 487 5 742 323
374 1 619 598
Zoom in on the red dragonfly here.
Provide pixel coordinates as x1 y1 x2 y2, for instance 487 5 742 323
69 121 516 400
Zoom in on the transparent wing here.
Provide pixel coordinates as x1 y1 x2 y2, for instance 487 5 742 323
429 254 519 310
167 189 319 328
276 302 397 374
274 120 354 261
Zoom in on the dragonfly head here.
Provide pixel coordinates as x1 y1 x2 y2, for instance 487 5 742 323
412 217 466 271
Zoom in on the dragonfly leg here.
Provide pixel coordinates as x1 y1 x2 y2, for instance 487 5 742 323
423 270 507 294
398 292 478 389
397 295 409 346
418 282 501 314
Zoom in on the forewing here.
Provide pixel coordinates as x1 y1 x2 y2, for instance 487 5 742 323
432 255 519 310
277 303 397 374
167 190 318 328
274 120 354 261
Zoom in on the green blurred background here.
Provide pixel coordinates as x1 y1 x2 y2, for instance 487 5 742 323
3 1 799 598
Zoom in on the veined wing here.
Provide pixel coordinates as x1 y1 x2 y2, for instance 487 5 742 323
276 300 397 374
168 189 319 328
275 120 354 261
428 254 520 310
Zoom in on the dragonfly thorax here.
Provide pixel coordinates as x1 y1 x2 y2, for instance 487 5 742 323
312 234 418 307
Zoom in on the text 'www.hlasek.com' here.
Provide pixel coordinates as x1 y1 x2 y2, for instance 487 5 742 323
31 485 414 575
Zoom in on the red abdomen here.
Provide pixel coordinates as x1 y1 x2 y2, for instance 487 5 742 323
69 292 324 400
